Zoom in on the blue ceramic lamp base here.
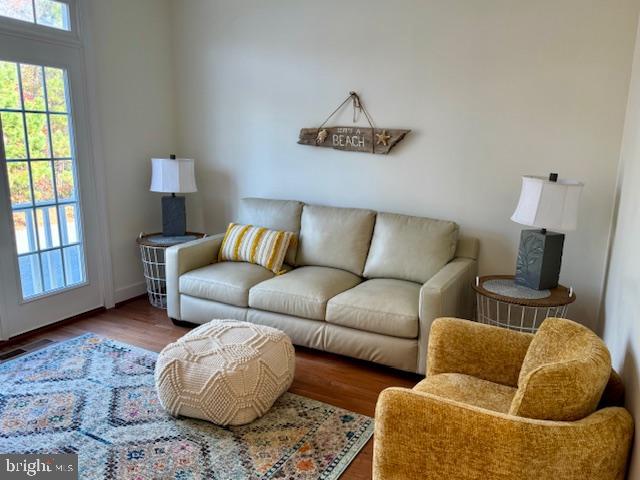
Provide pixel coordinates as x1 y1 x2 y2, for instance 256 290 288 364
161 195 186 236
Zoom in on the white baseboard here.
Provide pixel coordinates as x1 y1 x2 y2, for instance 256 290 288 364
114 282 147 304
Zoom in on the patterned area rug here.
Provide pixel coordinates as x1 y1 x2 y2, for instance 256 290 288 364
0 334 373 479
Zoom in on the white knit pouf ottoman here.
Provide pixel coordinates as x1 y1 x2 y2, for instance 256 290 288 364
154 320 295 426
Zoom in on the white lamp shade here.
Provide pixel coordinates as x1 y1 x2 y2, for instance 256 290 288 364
150 158 198 193
511 175 584 232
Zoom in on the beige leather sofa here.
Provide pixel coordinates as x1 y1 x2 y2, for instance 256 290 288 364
166 198 479 374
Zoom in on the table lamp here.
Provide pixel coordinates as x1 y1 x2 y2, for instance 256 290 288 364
150 155 198 236
511 173 584 290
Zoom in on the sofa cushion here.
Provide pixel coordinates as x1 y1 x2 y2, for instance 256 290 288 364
180 262 274 307
296 205 375 276
414 373 516 414
248 266 361 321
326 279 420 339
238 198 303 265
511 318 611 421
363 212 459 284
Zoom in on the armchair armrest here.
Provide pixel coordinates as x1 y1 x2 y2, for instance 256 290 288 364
374 387 633 480
427 318 533 387
166 233 225 319
417 257 477 374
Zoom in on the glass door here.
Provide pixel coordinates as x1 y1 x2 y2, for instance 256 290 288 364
0 27 104 339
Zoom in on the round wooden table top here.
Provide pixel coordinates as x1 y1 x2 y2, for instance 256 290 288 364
136 232 206 247
472 274 576 308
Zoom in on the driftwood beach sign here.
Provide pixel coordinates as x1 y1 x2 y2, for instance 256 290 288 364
298 127 409 154
298 92 410 155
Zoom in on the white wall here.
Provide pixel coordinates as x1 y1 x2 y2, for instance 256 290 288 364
170 0 639 329
84 0 177 302
601 18 640 478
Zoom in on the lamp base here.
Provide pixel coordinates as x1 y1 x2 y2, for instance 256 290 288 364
161 195 186 236
515 229 564 290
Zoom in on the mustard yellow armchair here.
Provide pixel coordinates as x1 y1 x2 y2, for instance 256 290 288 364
373 318 634 480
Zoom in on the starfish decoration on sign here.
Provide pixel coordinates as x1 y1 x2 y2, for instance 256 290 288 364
376 130 391 146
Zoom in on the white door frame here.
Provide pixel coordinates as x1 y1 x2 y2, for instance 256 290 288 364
0 0 115 340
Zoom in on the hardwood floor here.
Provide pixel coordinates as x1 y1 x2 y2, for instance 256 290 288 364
0 297 421 479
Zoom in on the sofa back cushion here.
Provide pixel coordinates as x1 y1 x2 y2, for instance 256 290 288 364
509 318 611 421
238 198 303 265
363 213 459 284
296 205 375 276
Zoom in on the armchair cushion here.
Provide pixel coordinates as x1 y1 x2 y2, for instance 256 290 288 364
248 266 361 320
179 261 274 307
414 373 516 413
510 318 611 421
326 278 420 339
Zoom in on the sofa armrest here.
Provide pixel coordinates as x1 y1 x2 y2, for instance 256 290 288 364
427 318 533 387
417 257 477 374
374 387 633 480
166 233 225 319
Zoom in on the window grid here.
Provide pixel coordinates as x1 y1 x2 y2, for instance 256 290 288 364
1 61 86 299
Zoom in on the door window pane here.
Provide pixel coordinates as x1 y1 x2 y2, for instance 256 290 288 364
0 0 70 31
36 206 60 249
25 113 50 158
31 160 55 204
7 161 32 206
18 254 43 298
54 159 74 200
59 203 79 244
44 67 66 112
0 61 21 109
63 245 84 285
49 113 70 157
1 112 27 159
1 61 86 299
20 64 46 111
13 209 37 254
41 249 64 291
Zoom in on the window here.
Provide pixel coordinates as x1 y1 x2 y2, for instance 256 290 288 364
0 0 70 31
0 60 86 298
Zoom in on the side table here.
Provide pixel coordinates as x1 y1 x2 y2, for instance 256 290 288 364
472 275 576 333
137 232 206 309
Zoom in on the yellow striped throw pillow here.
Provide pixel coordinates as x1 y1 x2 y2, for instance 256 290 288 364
218 223 293 274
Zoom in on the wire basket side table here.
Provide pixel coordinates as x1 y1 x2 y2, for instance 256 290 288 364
472 275 576 333
137 233 206 309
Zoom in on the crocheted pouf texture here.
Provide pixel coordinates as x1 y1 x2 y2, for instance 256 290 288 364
155 319 295 426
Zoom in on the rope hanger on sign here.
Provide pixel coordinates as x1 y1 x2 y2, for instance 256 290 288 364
316 92 376 153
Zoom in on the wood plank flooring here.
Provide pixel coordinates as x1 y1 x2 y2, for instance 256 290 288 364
0 297 421 479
